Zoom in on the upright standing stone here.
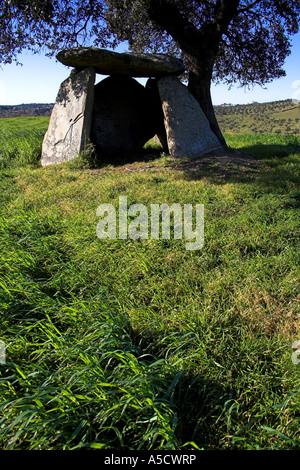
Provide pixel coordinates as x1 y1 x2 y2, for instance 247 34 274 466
41 67 95 166
156 76 223 159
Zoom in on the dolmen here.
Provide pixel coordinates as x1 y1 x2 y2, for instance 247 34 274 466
41 47 222 166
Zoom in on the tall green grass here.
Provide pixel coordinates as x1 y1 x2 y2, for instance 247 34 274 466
0 117 48 169
0 118 299 450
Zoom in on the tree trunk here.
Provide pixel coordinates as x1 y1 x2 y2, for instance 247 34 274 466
187 59 226 147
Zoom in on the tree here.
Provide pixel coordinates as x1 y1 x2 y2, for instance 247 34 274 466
1 1 299 146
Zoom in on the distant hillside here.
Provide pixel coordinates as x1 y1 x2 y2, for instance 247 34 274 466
1 98 300 135
0 103 54 119
215 99 300 135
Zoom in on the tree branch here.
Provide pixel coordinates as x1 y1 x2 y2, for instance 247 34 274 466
147 0 200 53
237 0 262 14
213 0 241 34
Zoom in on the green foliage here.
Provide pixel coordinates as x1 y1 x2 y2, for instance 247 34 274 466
106 0 300 86
216 100 300 135
1 1 299 88
0 0 116 65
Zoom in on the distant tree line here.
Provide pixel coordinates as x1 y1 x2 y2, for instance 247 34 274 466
0 103 54 119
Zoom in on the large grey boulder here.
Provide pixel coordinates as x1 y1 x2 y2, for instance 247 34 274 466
156 76 223 159
56 47 185 77
91 76 159 157
41 67 95 166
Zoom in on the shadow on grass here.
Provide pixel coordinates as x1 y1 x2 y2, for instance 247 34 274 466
131 328 231 449
90 147 164 168
171 141 300 185
86 146 263 186
169 148 262 185
231 142 300 160
72 139 300 187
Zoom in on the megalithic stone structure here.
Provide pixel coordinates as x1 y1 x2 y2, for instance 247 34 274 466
41 47 223 166
41 67 95 166
156 76 222 159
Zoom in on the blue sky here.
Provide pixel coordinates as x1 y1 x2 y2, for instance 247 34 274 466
0 32 299 106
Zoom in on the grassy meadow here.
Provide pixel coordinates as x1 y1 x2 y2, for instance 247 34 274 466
0 115 299 450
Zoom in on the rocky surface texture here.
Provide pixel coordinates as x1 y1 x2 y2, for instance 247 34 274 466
56 47 185 77
41 67 95 166
156 76 222 159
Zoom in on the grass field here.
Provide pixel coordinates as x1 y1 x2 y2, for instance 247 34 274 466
0 117 49 169
0 116 299 450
